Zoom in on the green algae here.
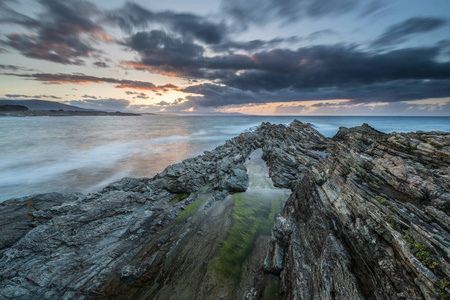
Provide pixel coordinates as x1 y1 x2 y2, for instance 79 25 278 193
170 193 191 203
211 193 284 281
176 196 206 223
263 275 280 300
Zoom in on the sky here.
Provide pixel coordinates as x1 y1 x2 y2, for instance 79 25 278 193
0 0 450 115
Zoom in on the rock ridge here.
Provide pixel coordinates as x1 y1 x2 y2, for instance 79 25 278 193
0 120 448 299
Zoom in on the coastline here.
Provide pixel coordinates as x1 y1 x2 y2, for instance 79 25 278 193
0 121 449 299
0 110 142 117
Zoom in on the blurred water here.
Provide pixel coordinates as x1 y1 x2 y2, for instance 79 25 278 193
0 115 448 201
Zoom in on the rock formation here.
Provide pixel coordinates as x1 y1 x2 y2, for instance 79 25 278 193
0 120 449 299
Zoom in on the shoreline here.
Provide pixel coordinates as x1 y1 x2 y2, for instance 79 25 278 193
0 121 449 299
0 110 142 117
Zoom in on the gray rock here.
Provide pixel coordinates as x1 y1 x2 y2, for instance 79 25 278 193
0 120 449 300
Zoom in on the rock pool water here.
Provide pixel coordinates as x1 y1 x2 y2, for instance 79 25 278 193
100 149 290 299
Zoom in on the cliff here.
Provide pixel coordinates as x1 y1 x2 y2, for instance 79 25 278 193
0 121 449 299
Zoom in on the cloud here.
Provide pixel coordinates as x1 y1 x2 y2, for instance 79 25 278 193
4 72 179 91
156 101 171 106
0 0 40 28
221 0 361 29
372 17 448 47
4 94 61 99
134 93 149 99
93 61 109 68
121 34 450 107
2 0 111 65
67 98 131 111
359 0 388 18
106 3 227 44
125 39 450 90
219 46 450 92
120 30 206 77
211 37 302 53
305 30 339 41
1 0 448 115
273 104 307 114
0 64 34 72
309 100 450 116
82 94 97 99
4 94 29 98
179 79 450 109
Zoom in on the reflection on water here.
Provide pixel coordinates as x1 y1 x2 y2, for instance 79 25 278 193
0 115 263 201
211 150 290 281
1 115 448 201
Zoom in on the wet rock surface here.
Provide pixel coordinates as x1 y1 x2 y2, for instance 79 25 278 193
0 120 449 299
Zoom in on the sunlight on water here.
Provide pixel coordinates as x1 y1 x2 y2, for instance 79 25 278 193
0 115 448 201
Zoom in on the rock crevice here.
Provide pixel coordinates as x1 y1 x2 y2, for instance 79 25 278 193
0 120 449 299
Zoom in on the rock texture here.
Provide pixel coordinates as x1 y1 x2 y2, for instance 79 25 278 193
265 124 450 300
0 120 449 300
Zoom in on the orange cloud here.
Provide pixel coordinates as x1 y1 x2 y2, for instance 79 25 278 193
6 73 179 92
120 61 189 77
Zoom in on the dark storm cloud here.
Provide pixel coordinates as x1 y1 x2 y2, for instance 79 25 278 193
168 44 450 108
107 3 227 44
120 30 207 77
372 17 448 47
181 84 259 107
122 30 450 106
125 36 450 87
3 72 179 91
220 46 450 92
2 0 109 65
180 79 450 108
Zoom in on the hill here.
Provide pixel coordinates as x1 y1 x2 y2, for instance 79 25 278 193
0 104 29 111
0 100 94 111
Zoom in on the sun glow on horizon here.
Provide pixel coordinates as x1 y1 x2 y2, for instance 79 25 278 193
216 100 350 115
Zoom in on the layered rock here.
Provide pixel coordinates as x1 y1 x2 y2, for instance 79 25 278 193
265 124 450 300
0 121 449 300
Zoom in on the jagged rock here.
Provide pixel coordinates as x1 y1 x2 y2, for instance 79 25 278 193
0 120 448 300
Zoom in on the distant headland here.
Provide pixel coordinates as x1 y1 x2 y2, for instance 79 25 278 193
0 100 141 117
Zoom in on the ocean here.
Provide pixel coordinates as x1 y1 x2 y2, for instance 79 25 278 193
1 115 448 202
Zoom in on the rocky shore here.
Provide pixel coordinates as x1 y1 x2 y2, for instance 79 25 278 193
0 120 449 299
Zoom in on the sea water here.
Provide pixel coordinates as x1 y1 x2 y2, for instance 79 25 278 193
0 115 448 201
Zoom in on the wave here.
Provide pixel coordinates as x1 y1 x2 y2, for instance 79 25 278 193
0 135 187 188
83 170 131 194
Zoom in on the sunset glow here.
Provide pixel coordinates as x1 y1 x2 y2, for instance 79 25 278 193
0 0 449 115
